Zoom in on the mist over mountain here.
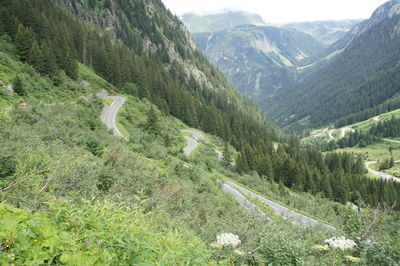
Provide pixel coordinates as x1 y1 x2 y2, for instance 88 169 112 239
182 11 267 33
284 20 362 46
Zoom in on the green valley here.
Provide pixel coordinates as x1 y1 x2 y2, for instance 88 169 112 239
0 0 399 265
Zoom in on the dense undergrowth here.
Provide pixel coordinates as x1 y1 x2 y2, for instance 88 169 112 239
0 65 398 265
0 10 399 265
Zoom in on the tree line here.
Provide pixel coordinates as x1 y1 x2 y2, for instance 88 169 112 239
0 0 399 210
236 137 400 208
323 116 400 151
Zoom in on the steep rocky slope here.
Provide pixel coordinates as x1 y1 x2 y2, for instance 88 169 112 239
266 0 400 131
193 25 324 100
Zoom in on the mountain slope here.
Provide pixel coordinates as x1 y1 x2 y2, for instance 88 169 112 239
193 25 324 100
182 11 267 33
299 0 400 71
284 20 363 46
44 0 279 147
266 10 400 131
1 0 400 264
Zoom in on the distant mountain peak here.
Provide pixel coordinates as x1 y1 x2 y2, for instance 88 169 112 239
182 11 267 33
344 0 400 44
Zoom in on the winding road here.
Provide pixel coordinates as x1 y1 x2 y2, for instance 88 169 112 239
365 161 400 183
179 128 335 229
101 96 126 139
383 138 400 144
341 127 355 138
99 102 336 230
181 129 204 155
222 183 269 220
224 181 336 230
328 129 335 141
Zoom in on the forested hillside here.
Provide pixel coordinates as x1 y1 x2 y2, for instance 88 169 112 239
193 25 324 100
0 0 400 264
266 0 400 132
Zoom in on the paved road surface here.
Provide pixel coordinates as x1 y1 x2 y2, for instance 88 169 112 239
372 116 380 121
341 127 355 138
179 128 334 230
365 161 400 183
181 129 204 155
222 183 268 220
383 138 400 144
182 136 197 155
225 181 336 230
328 129 335 141
181 129 204 141
101 96 126 139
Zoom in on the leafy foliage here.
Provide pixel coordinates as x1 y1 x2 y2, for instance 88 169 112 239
0 200 209 264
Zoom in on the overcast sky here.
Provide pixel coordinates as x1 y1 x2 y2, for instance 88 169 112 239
161 0 389 24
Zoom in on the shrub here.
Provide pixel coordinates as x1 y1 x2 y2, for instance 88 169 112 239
0 200 210 264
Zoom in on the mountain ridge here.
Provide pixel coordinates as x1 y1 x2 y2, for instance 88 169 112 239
182 11 267 33
192 24 324 100
266 0 400 131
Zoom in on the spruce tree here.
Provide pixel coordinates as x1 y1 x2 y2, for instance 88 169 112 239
27 41 44 72
390 157 395 168
88 0 97 9
13 75 26 96
14 24 35 62
222 142 231 162
40 43 58 76
145 106 160 135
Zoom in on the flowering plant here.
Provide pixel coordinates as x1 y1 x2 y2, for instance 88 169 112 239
215 233 241 248
345 255 362 263
324 237 357 250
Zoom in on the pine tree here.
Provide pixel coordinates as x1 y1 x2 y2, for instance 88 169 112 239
27 41 44 72
88 0 97 9
14 24 35 62
0 9 18 37
222 142 231 162
145 106 160 135
13 75 26 96
63 51 78 80
390 157 395 168
40 43 58 76
0 16 4 35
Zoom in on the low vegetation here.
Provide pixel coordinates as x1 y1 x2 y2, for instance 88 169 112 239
0 0 399 264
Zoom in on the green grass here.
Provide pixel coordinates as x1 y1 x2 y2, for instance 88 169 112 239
78 63 113 91
103 98 113 105
347 108 400 132
337 141 400 161
222 177 335 229
303 107 400 147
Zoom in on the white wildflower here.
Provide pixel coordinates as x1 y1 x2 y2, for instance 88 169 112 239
324 236 357 250
345 255 362 263
216 233 241 248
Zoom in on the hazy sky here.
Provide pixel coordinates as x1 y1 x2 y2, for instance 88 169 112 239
161 0 389 24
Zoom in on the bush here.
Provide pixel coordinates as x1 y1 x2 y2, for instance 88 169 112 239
0 200 210 264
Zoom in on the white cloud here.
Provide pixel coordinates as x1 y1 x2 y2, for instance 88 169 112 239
161 0 390 23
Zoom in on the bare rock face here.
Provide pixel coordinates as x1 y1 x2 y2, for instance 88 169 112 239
81 80 91 88
0 80 14 95
6 84 14 94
